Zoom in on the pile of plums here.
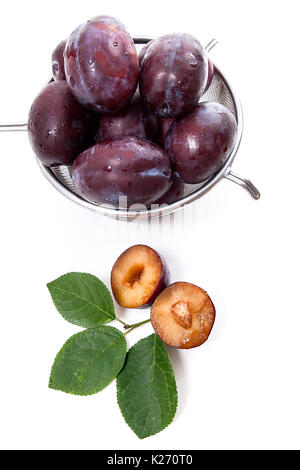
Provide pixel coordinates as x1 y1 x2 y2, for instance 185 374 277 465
28 15 238 208
111 244 215 349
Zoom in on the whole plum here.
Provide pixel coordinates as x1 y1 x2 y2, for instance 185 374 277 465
96 94 157 142
64 16 139 113
72 137 172 207
28 81 96 166
165 102 237 183
156 117 174 147
154 180 185 205
52 40 66 81
203 58 214 94
139 33 208 118
111 244 170 309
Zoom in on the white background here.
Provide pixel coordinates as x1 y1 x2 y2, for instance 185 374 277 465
0 0 299 451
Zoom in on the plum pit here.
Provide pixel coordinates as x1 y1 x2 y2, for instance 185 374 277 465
124 265 144 287
171 300 192 329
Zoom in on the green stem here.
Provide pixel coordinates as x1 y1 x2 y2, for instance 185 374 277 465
115 318 129 328
125 318 151 330
123 326 136 336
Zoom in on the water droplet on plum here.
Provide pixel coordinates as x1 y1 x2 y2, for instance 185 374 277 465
189 56 198 67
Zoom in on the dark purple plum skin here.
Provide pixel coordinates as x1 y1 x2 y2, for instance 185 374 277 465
156 117 174 147
203 58 214 94
139 33 208 118
28 81 97 167
138 39 155 67
52 40 66 81
140 256 170 308
72 137 172 207
165 101 237 184
64 15 139 113
96 94 157 142
154 180 185 205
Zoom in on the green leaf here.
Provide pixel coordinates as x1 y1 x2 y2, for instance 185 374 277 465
117 334 177 439
49 326 126 395
47 272 115 328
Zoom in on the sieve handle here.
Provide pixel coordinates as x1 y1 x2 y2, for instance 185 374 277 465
205 38 218 53
225 171 260 200
0 123 27 131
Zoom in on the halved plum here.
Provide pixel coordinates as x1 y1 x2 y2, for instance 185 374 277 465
28 81 96 167
151 282 215 349
165 102 237 184
96 94 157 142
111 245 169 308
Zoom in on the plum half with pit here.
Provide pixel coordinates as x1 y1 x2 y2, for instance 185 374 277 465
52 40 66 81
96 94 157 142
28 81 96 167
72 137 172 207
64 15 139 113
111 245 169 308
165 101 237 184
151 282 215 349
139 33 208 118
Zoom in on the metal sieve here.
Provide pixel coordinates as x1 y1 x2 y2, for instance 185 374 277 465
0 38 260 220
